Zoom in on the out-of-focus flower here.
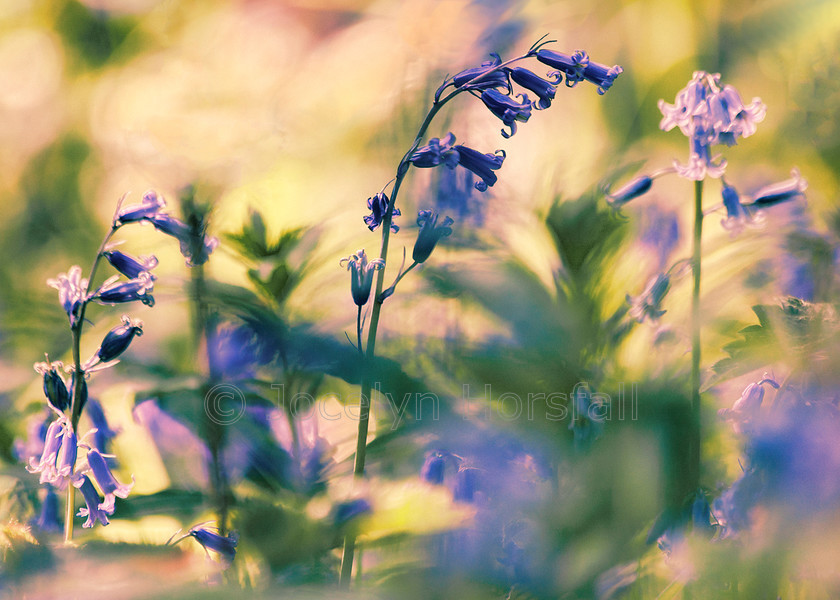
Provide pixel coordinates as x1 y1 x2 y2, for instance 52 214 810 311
332 498 372 528
47 266 89 326
421 450 450 485
435 52 511 100
718 376 779 434
569 384 605 449
659 71 765 180
115 190 166 225
747 168 807 207
720 181 763 234
84 448 134 513
626 273 670 322
189 526 238 564
32 486 61 533
34 360 70 412
85 399 118 456
103 250 158 280
480 89 532 138
364 192 401 232
14 411 50 464
534 49 589 87
340 249 385 306
149 214 219 267
94 273 155 307
605 175 653 208
409 133 460 169
75 474 110 528
453 145 505 191
413 210 453 264
508 67 559 109
454 466 480 503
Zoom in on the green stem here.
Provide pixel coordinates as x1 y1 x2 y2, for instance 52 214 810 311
64 225 118 544
690 179 703 494
339 92 456 587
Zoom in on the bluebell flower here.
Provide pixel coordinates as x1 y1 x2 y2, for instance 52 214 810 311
409 133 460 169
92 316 144 364
32 486 61 533
626 273 670 322
75 474 110 528
718 376 779 434
453 145 505 191
413 210 454 263
27 418 64 485
103 250 158 280
149 214 219 267
364 192 401 232
534 49 589 87
435 53 511 100
340 249 385 306
746 168 807 207
508 67 559 109
333 498 372 528
47 266 89 326
86 399 118 456
189 526 238 564
659 71 765 180
94 273 155 307
34 360 70 412
14 411 50 464
605 175 653 208
115 190 166 225
420 450 449 485
480 89 532 138
84 447 134 513
454 467 480 503
54 426 78 484
583 60 623 95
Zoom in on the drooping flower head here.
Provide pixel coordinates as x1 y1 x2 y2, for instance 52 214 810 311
658 71 766 180
94 273 155 307
74 474 110 528
340 250 385 306
27 418 65 485
534 49 589 87
718 376 779 434
364 192 401 232
84 447 134 513
435 52 511 101
507 67 560 109
453 145 505 191
413 210 454 264
626 273 671 323
582 60 624 95
409 133 460 169
47 266 89 326
480 89 532 138
92 316 144 365
34 360 70 412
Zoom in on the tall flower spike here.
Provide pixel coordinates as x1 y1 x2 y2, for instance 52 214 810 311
364 192 401 232
480 89 532 138
34 360 70 412
413 210 454 264
47 266 89 326
103 251 159 280
85 448 134 513
340 250 385 306
453 145 505 191
75 475 110 528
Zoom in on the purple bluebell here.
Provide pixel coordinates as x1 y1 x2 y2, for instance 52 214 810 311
14 411 50 464
719 181 763 233
148 214 219 267
103 250 158 280
94 273 155 307
340 250 385 306
333 498 372 527
46 266 88 326
86 399 118 456
605 175 653 208
75 474 110 528
435 53 511 100
409 133 460 169
747 168 807 207
582 60 623 95
718 376 779 434
420 450 448 485
115 190 166 224
33 486 61 533
364 192 401 232
413 210 453 264
626 273 670 322
85 447 134 513
453 145 505 191
54 426 78 483
454 467 479 503
34 360 70 412
480 89 532 138
508 67 559 109
27 419 64 485
95 316 143 364
189 526 238 563
534 49 589 87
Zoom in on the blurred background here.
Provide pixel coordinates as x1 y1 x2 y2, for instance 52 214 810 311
1 0 840 598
